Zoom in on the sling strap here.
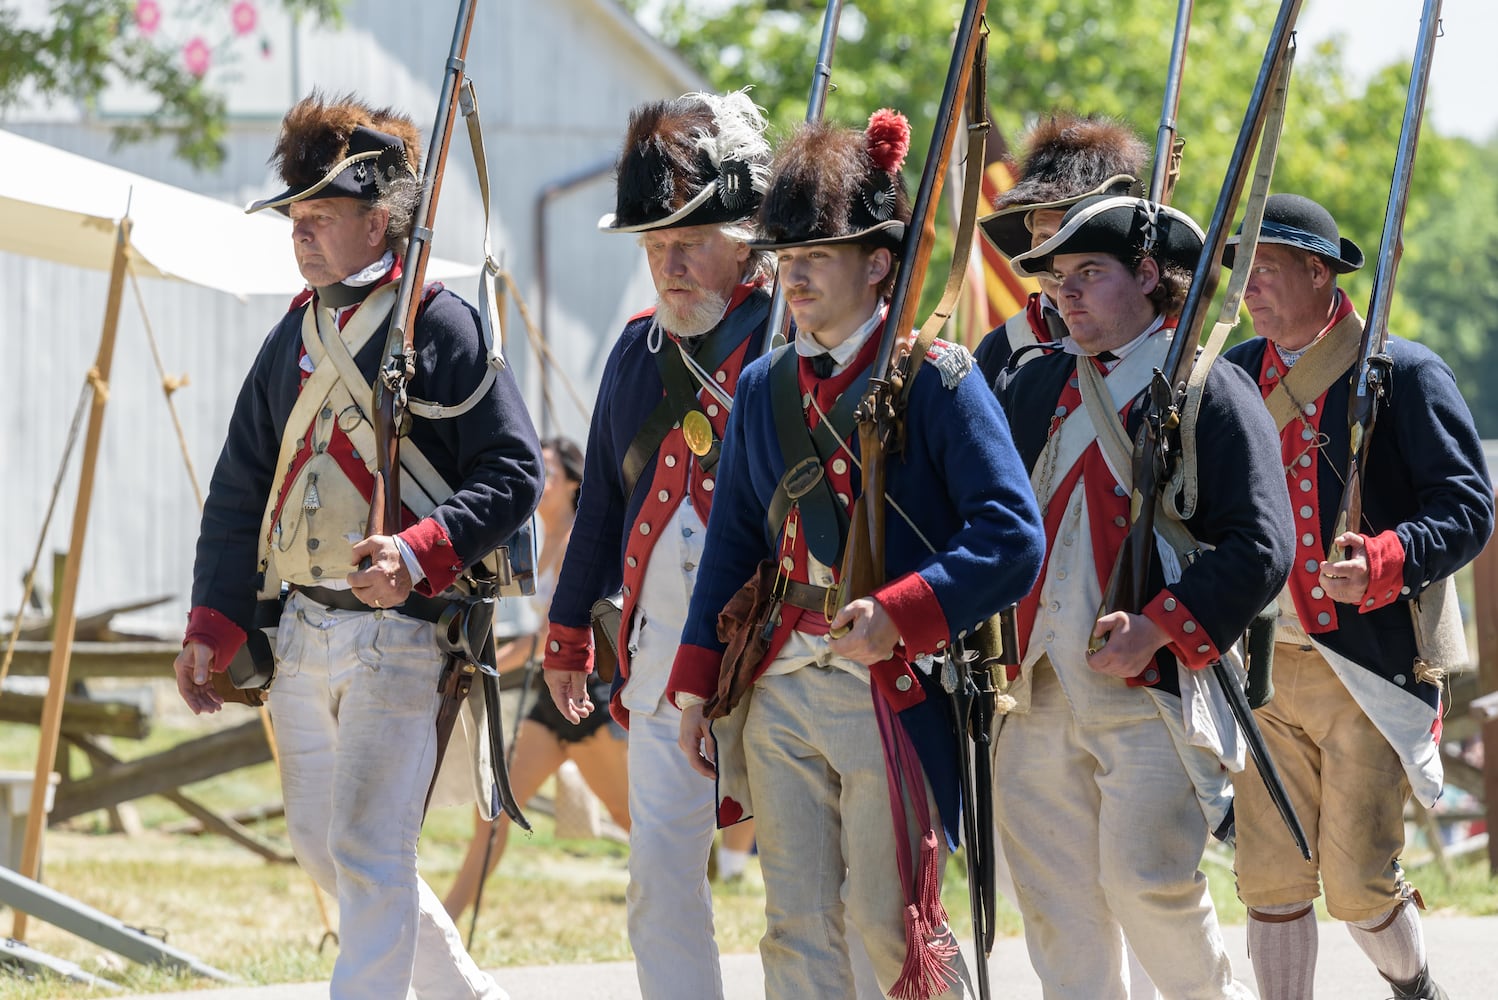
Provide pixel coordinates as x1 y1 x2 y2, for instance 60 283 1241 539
619 290 770 503
764 344 872 565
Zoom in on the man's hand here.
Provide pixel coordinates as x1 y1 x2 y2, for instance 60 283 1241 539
544 670 594 725
677 702 717 779
348 535 414 608
827 597 900 665
174 641 225 715
1088 611 1168 679
1319 531 1370 605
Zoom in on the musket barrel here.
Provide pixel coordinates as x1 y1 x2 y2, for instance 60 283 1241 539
879 0 990 374
763 0 845 354
1169 0 1304 385
1359 0 1442 392
1150 0 1194 203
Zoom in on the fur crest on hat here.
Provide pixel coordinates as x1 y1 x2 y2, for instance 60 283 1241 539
606 90 771 232
991 113 1146 213
270 92 422 190
754 113 911 250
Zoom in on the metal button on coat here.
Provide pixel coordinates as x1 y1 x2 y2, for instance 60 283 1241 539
895 675 913 692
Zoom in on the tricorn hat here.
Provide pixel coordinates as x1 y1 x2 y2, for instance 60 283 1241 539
1012 194 1205 277
599 90 772 233
752 110 913 252
246 93 421 215
978 114 1148 260
1224 192 1364 273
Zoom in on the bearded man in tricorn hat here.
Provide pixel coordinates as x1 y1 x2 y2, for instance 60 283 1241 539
174 93 543 999
973 113 1147 385
539 89 776 998
668 111 1044 1000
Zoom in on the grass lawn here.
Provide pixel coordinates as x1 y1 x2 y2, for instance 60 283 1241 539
0 710 1493 997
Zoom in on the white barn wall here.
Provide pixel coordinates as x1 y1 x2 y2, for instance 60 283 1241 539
0 0 705 632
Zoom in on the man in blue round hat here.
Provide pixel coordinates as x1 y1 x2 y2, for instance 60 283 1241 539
997 194 1294 998
1222 192 1493 1000
175 93 544 999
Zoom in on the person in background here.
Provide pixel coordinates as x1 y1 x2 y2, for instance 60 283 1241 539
443 437 630 922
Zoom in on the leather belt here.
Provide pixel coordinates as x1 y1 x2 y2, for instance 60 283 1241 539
780 580 835 614
292 585 451 625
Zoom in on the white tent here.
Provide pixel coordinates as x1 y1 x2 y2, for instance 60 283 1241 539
0 129 474 296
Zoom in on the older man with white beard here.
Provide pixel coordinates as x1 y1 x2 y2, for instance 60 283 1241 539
540 91 775 998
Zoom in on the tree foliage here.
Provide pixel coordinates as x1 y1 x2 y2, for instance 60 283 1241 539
626 0 1469 364
0 1 344 169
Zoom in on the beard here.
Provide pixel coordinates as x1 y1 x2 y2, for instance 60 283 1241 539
656 287 729 337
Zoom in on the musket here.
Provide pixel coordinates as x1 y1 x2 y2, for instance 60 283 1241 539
367 1 528 830
761 0 845 355
366 1 478 549
1330 0 1443 554
836 0 990 615
1095 0 1312 860
830 2 993 994
1151 0 1194 204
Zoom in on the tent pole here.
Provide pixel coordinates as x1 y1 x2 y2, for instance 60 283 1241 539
12 218 132 941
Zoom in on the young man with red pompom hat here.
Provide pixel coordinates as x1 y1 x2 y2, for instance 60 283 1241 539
668 111 1044 1000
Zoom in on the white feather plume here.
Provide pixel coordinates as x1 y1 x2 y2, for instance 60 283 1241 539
683 88 773 193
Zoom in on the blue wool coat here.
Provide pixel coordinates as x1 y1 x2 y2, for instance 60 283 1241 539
671 335 1046 841
189 283 544 660
1223 334 1494 707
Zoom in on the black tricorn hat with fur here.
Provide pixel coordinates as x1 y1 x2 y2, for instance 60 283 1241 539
600 90 771 233
246 93 421 215
1224 192 1364 273
752 110 912 252
978 114 1147 260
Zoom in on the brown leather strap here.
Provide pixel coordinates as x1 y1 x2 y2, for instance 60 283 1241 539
1247 904 1315 923
780 580 834 613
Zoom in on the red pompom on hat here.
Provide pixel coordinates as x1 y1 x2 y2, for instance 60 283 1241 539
866 108 911 174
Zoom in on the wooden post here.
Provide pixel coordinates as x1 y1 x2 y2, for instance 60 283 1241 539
12 219 132 941
1475 444 1498 876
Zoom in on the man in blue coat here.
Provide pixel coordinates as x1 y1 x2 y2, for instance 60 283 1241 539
540 90 775 999
998 194 1293 999
670 111 1044 1000
1222 194 1493 1000
175 94 543 999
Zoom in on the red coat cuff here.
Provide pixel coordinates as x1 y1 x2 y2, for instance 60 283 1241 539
542 621 594 673
872 572 952 659
1359 530 1406 613
668 643 723 707
1142 589 1220 670
400 518 463 596
183 607 247 673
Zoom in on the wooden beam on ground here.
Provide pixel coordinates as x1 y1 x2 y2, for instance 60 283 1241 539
65 734 293 864
50 721 270 823
3 641 178 679
0 692 150 740
0 865 233 982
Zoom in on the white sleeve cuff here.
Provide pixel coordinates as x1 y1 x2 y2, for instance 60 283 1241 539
392 535 427 585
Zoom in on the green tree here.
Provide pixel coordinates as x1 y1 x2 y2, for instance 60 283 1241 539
626 0 1466 357
0 1 344 168
1397 136 1498 436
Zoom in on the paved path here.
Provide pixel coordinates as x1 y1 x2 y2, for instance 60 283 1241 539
119 914 1494 998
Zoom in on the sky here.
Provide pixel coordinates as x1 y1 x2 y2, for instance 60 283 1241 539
1299 0 1495 142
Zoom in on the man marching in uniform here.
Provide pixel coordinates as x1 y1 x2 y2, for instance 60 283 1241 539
540 91 774 999
175 95 544 999
996 194 1294 999
1222 194 1493 1000
670 112 1044 1000
973 114 1146 385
